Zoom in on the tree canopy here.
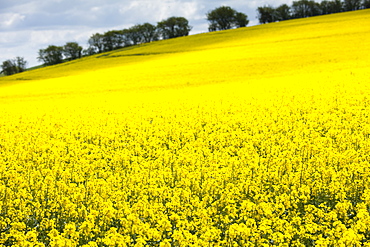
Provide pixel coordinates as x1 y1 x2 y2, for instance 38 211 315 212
292 0 322 18
157 17 192 39
1 57 27 76
257 6 279 24
63 42 83 60
38 45 64 66
138 23 159 43
102 30 124 51
86 22 160 55
343 0 363 10
88 33 105 54
256 0 370 24
206 6 249 31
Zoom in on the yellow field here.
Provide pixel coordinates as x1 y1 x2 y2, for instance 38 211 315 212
1 9 370 246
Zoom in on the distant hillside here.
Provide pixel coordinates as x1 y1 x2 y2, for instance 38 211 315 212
0 9 369 98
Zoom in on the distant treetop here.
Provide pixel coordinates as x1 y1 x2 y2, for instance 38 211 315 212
257 0 369 24
206 6 249 31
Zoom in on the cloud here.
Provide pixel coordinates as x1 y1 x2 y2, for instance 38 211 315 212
0 13 26 29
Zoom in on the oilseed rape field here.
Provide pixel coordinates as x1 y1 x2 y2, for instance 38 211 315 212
1 9 370 247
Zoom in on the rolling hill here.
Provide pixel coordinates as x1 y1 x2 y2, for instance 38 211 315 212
1 9 369 99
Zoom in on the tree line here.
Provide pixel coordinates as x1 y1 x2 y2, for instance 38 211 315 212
37 17 193 67
1 6 249 76
257 0 370 24
0 16 194 76
2 2 369 76
85 17 191 55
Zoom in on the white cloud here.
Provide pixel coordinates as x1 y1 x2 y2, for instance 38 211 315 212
91 6 101 12
119 0 200 23
0 13 25 29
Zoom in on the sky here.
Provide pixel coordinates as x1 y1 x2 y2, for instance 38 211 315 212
0 0 293 68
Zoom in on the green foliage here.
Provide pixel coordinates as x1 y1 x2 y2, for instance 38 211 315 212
292 0 322 18
344 0 363 10
88 33 105 54
87 23 159 54
103 30 125 51
1 57 27 76
123 26 143 46
257 6 279 24
235 12 249 28
63 42 83 61
276 4 292 21
257 0 352 24
364 0 370 8
206 6 249 31
38 45 64 66
320 0 343 14
137 23 159 43
157 17 192 39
